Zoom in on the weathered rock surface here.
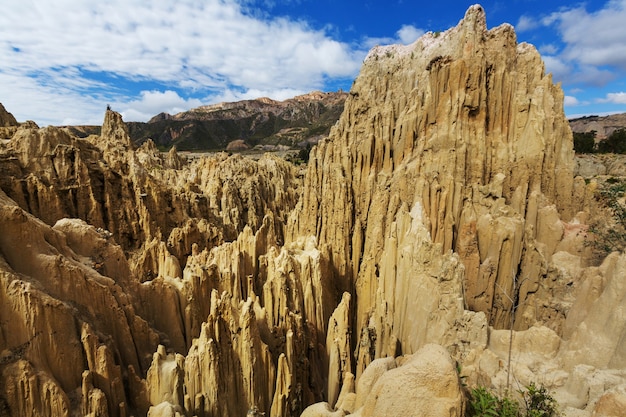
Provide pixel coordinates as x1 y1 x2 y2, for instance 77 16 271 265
284 16 589 410
127 91 348 151
3 5 626 417
0 103 18 128
569 112 626 140
0 103 37 140
0 107 314 416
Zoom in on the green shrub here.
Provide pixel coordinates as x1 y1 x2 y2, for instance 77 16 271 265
467 384 559 417
468 387 518 417
588 178 626 255
521 382 559 417
573 131 596 153
597 128 626 154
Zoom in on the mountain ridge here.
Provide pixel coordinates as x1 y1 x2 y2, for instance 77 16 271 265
40 96 626 153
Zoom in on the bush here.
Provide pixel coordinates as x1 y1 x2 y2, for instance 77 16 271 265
597 128 626 154
573 131 596 153
521 382 559 417
588 178 626 255
467 383 559 417
468 387 518 417
298 143 312 163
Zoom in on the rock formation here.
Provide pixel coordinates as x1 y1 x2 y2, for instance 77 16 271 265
0 103 36 140
126 91 347 151
0 104 18 128
569 112 626 139
1 4 626 417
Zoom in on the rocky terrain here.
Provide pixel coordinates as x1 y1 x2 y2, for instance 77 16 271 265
63 91 348 152
1 5 626 417
569 112 626 140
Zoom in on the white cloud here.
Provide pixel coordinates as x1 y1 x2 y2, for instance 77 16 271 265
538 44 558 55
397 25 425 44
516 15 539 32
362 24 426 49
546 0 626 70
564 96 579 106
211 87 307 104
0 0 367 124
118 90 204 122
542 56 570 80
599 92 626 104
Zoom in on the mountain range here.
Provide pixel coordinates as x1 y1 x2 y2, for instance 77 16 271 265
62 91 348 151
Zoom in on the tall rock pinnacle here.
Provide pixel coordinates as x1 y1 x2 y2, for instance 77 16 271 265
0 103 19 127
102 108 133 148
288 4 576 365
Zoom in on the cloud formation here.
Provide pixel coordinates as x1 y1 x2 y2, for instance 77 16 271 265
0 0 366 124
547 0 626 70
362 24 425 49
540 0 626 87
600 92 626 104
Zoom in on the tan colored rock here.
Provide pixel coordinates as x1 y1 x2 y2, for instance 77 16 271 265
6 4 626 417
0 103 18 127
351 344 464 417
287 5 576 345
326 293 352 407
300 402 346 417
353 357 396 410
1 360 70 417
182 293 276 417
561 252 626 370
592 384 626 417
226 139 250 151
146 345 185 408
147 402 185 417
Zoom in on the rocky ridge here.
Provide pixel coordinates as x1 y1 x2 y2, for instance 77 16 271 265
133 91 347 151
569 112 626 139
61 91 347 152
1 5 626 417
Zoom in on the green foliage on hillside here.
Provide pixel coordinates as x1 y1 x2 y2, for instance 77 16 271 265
573 131 596 153
597 128 626 154
467 383 560 417
573 129 626 154
588 177 626 256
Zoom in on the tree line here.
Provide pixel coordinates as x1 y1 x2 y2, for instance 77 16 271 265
573 128 626 154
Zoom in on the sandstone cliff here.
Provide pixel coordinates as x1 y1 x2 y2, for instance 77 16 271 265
288 4 577 348
287 5 622 416
0 104 34 140
0 109 310 416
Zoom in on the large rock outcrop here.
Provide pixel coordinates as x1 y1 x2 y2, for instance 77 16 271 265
0 103 18 128
3 5 626 417
287 5 578 369
0 108 319 416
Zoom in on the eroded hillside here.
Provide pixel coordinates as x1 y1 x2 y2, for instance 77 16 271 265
1 5 626 417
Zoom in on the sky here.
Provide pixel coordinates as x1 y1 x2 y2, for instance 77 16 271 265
1 0 625 126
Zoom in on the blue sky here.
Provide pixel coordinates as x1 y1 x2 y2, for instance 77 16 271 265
1 0 624 126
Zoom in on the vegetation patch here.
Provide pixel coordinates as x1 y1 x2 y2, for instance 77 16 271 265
467 383 560 417
587 176 626 256
573 129 626 154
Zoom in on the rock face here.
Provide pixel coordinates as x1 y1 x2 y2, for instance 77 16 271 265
288 4 576 348
0 103 18 128
127 91 348 151
569 112 626 139
2 5 626 417
0 108 315 416
0 103 26 140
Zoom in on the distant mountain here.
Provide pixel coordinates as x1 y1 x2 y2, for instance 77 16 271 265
129 91 347 151
569 112 626 139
